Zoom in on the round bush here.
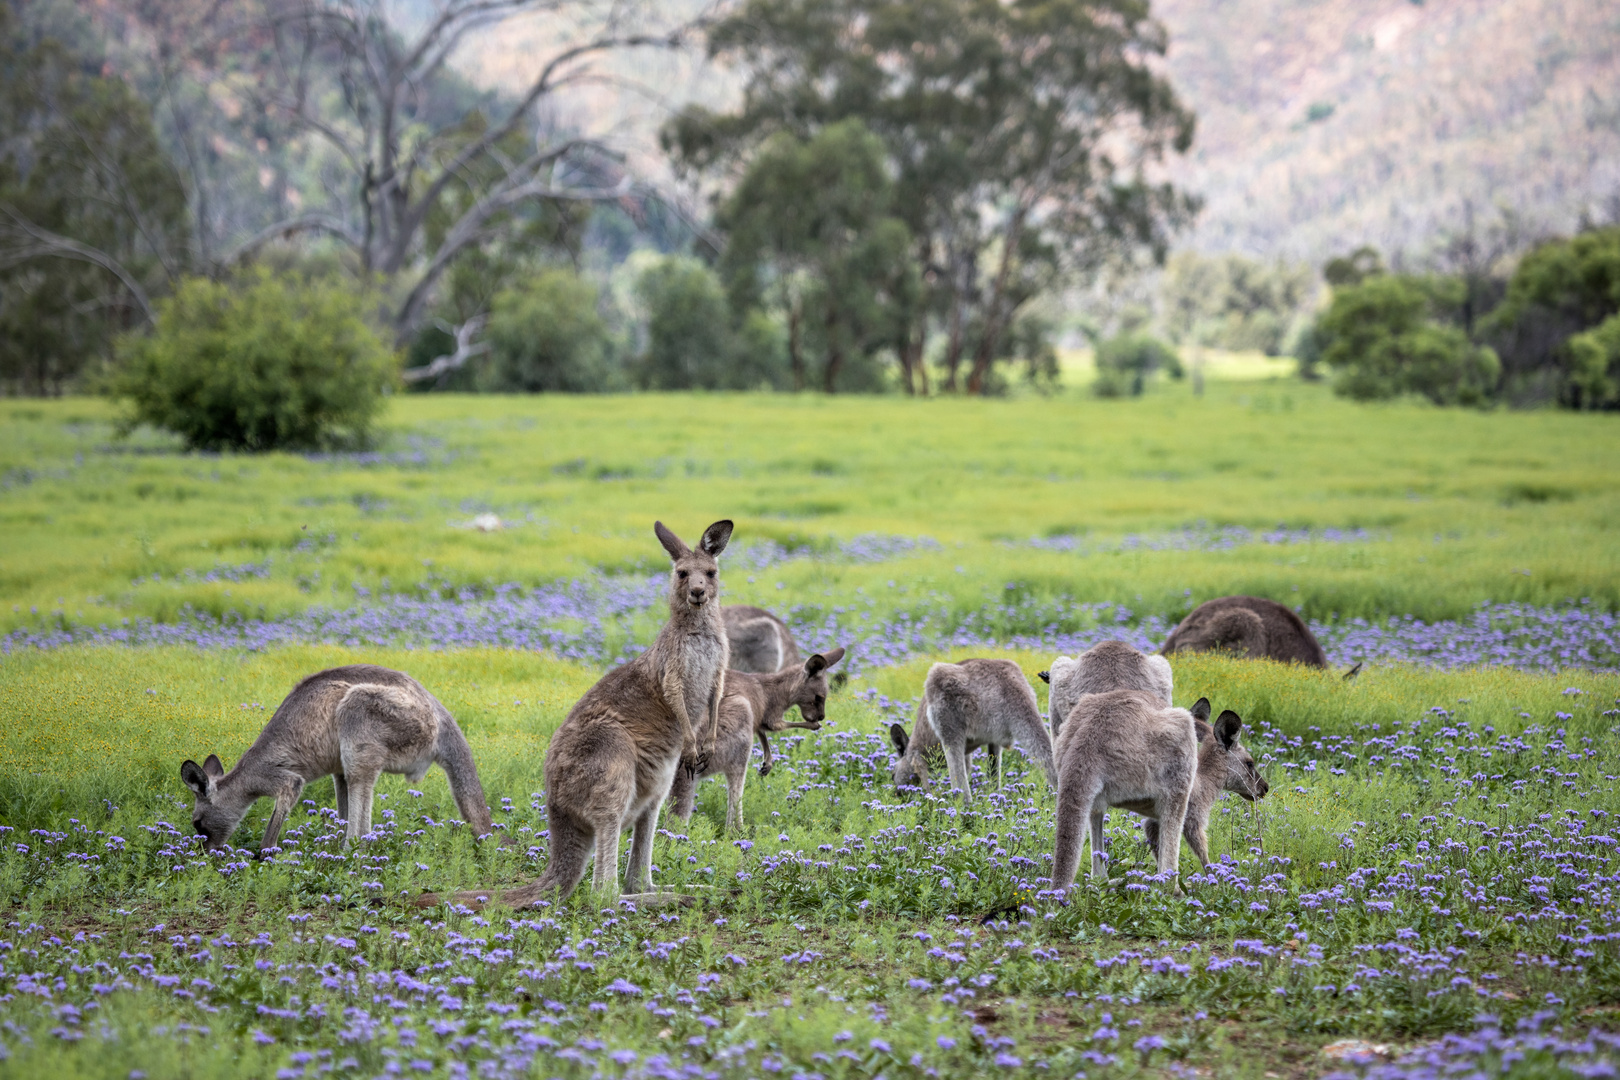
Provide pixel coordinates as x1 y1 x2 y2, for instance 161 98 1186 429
114 271 396 451
1093 332 1183 397
485 269 622 393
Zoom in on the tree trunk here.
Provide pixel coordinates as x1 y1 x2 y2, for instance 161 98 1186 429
943 273 965 392
823 308 843 393
966 207 1027 395
787 299 805 391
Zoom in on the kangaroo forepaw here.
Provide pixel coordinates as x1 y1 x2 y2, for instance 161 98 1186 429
758 761 773 778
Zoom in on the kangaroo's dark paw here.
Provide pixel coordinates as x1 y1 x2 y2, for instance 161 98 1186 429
758 761 773 778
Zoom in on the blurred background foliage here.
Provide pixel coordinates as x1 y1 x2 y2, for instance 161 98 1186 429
0 0 1618 436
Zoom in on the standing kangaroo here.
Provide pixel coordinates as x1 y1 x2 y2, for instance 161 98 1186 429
1038 639 1173 738
180 665 495 854
888 659 1056 796
1051 692 1267 894
436 520 733 908
669 647 846 830
722 605 802 673
1160 595 1327 668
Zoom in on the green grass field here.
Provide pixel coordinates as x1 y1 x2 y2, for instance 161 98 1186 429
1 379 1619 1078
4 378 1618 637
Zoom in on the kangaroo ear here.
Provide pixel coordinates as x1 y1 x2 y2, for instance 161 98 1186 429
1190 697 1212 722
1214 710 1242 750
181 760 212 798
804 653 827 676
1342 661 1363 681
889 723 909 755
654 521 689 561
202 753 225 778
699 519 733 557
820 646 846 670
1036 670 1050 684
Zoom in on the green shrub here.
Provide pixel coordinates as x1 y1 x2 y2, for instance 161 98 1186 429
1567 313 1620 409
1316 274 1499 407
1092 333 1182 397
485 269 623 393
112 270 396 451
634 256 789 390
1484 225 1620 406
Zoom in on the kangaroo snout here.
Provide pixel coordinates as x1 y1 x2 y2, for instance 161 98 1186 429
687 585 709 605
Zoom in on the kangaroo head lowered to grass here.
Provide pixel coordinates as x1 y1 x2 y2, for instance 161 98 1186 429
180 664 496 856
426 519 734 910
889 658 1056 797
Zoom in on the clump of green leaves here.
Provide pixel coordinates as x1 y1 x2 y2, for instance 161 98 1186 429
112 270 396 451
485 268 623 393
1093 333 1183 397
1567 314 1620 409
1316 275 1499 407
633 255 789 391
1484 225 1620 408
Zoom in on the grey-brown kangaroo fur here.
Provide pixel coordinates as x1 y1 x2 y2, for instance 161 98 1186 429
434 520 733 909
888 659 1056 796
1051 692 1267 893
1139 699 1270 868
669 647 845 830
722 605 802 673
180 665 494 855
1039 640 1173 738
1160 595 1327 667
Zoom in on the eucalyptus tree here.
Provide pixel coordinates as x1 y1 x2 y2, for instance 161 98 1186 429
0 16 190 393
667 0 1197 394
717 120 920 392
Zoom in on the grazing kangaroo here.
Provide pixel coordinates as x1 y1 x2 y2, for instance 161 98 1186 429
1051 692 1267 893
180 665 494 855
1160 595 1327 668
434 520 733 909
1039 639 1173 738
1139 699 1269 865
722 605 802 673
888 659 1056 796
669 647 846 830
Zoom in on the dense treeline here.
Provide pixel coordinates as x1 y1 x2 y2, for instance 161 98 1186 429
1 0 1616 443
1302 229 1620 411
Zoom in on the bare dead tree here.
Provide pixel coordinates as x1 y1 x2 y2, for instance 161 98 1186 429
237 0 694 334
0 206 157 324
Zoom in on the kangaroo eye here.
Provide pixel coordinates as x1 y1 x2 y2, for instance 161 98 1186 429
677 570 688 579
706 569 716 578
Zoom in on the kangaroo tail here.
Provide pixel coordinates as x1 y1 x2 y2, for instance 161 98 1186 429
435 711 495 836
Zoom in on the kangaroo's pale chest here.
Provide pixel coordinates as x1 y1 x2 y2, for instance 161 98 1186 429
678 626 728 728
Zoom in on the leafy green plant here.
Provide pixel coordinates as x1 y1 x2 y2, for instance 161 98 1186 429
1093 333 1183 397
1315 274 1499 406
633 256 788 391
1485 226 1620 406
484 267 623 393
1567 313 1620 409
112 270 396 451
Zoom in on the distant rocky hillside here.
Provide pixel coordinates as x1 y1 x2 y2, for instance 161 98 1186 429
458 0 1620 266
1153 0 1620 263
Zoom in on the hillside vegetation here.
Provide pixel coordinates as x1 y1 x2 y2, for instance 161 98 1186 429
1155 0 1620 260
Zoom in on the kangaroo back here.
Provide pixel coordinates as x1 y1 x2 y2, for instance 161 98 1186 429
1047 641 1172 736
1161 595 1327 668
